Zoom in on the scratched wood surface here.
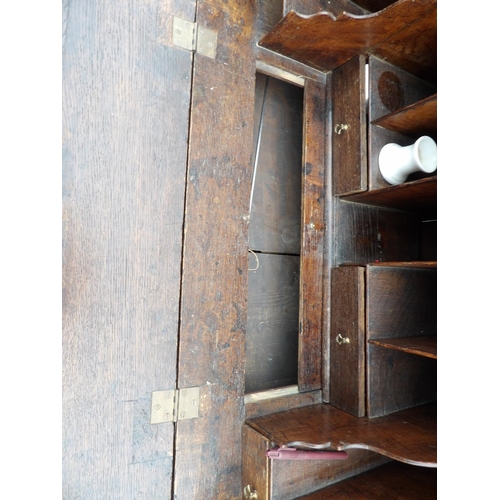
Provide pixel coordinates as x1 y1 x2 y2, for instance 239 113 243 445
299 79 326 392
62 0 194 497
172 0 257 497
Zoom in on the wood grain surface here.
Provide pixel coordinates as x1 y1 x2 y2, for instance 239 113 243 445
259 0 436 79
62 0 194 497
247 402 437 467
172 0 256 497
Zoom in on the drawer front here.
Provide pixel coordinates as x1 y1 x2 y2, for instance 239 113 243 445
330 266 365 417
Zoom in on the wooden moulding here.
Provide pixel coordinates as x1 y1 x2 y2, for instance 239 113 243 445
258 0 436 80
246 402 437 467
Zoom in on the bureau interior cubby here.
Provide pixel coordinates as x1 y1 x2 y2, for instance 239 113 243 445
243 2 437 497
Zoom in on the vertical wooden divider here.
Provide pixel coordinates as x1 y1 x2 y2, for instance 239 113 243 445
173 1 256 498
299 79 326 392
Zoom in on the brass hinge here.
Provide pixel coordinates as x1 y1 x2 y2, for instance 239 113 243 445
172 17 217 59
150 387 200 424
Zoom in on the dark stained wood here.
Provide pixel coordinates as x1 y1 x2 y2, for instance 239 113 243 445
245 389 323 419
368 57 437 190
372 94 437 137
270 449 389 499
173 0 257 497
330 267 365 417
283 0 368 16
366 265 437 340
332 55 367 195
420 220 437 261
343 177 437 216
62 0 193 496
258 0 436 79
365 265 437 416
296 460 437 499
242 425 271 500
299 79 327 392
369 336 437 359
246 402 437 467
243 424 389 500
372 3 437 83
248 75 304 255
246 254 300 394
367 345 437 416
334 199 420 265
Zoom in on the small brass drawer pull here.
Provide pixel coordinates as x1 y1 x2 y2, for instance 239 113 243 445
334 123 349 135
243 485 258 499
336 333 350 345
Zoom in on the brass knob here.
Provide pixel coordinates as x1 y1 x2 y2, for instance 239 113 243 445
243 484 258 499
336 333 350 345
334 123 349 135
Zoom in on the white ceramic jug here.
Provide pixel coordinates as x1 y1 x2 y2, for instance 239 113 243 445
378 136 437 185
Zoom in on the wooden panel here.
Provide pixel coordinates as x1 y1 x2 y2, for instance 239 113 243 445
242 425 271 500
368 56 437 190
249 75 304 255
297 461 437 499
365 265 437 416
270 449 388 499
367 346 436 416
332 55 367 195
173 0 256 497
246 402 437 467
330 267 365 416
366 266 437 340
258 0 436 79
299 79 327 391
62 0 193 496
246 254 300 394
334 200 420 265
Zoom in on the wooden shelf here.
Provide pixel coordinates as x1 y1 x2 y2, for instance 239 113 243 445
369 336 437 359
258 0 436 81
371 94 437 137
246 402 437 467
297 460 437 499
341 176 436 214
